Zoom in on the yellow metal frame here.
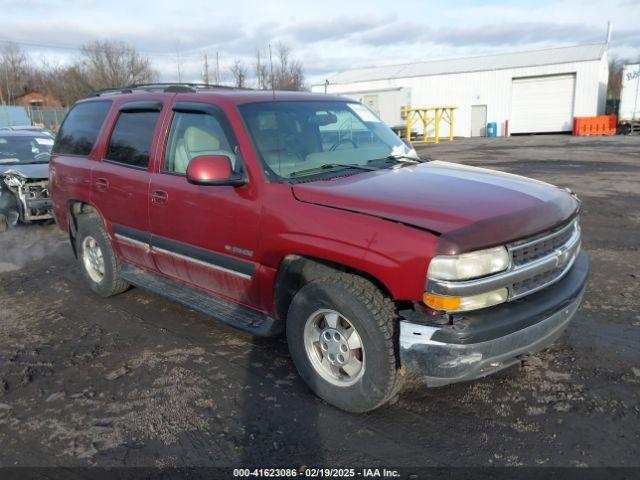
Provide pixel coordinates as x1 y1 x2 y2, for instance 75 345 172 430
402 106 456 144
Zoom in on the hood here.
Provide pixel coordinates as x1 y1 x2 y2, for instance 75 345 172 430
0 163 49 179
292 161 579 254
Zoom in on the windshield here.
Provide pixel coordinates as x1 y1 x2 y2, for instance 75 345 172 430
0 135 53 164
239 101 416 180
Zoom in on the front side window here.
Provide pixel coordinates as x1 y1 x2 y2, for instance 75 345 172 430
53 101 111 156
164 111 240 175
238 101 414 180
105 111 160 168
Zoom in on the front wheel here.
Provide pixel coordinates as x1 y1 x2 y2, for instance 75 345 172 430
286 274 404 412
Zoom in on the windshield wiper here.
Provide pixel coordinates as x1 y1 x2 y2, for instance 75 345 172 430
290 163 377 178
368 154 426 166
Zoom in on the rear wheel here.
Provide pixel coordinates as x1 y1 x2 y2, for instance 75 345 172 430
287 274 404 412
76 213 129 297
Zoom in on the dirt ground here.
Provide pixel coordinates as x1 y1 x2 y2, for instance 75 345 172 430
0 134 638 469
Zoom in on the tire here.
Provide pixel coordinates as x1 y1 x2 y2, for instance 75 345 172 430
618 123 631 135
286 274 404 412
75 213 129 297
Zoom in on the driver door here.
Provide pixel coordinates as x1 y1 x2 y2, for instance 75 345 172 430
148 102 261 305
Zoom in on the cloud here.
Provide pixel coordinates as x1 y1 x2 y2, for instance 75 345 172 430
347 20 603 48
436 22 602 47
0 19 245 54
285 17 387 43
1 0 640 86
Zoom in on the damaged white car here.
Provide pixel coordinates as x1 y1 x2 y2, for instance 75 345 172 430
0 130 53 232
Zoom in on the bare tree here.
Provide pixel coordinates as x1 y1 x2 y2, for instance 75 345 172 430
79 40 157 91
271 43 305 91
44 64 94 106
608 57 625 100
230 59 248 88
254 49 269 90
0 43 31 102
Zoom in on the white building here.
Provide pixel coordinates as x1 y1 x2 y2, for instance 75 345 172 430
312 43 609 137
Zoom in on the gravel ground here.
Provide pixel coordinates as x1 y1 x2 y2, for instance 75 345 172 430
0 134 638 469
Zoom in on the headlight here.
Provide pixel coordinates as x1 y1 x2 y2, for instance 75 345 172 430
4 174 25 188
427 246 510 281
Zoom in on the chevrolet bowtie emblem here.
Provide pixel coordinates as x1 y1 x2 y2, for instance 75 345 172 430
555 248 570 267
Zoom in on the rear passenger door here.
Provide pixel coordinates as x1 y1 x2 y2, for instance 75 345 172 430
148 102 261 306
50 100 112 226
90 100 164 270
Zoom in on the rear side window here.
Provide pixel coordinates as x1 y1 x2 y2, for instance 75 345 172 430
53 101 112 155
105 111 160 169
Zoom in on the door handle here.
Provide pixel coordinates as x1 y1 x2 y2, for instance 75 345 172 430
95 177 109 191
151 189 168 206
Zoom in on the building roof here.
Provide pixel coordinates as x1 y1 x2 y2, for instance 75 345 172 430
326 43 607 84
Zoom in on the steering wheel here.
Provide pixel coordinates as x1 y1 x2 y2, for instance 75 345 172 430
35 152 51 161
329 138 358 151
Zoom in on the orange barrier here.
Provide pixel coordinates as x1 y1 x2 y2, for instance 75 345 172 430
573 115 617 136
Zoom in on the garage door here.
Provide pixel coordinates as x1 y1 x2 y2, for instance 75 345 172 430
510 74 576 134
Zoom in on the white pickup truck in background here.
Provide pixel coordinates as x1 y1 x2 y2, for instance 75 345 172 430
619 64 640 135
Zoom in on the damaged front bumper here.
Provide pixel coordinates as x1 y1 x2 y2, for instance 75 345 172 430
400 251 588 387
1 176 52 224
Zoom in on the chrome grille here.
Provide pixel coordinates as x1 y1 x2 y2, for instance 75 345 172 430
511 221 575 267
507 218 580 299
511 265 564 297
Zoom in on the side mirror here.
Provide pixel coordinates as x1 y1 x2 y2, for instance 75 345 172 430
402 137 413 149
186 155 245 187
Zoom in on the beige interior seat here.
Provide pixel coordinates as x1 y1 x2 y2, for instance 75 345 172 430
173 126 236 174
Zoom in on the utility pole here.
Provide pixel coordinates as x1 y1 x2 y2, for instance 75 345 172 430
215 51 220 85
176 45 183 82
4 65 11 105
203 52 210 84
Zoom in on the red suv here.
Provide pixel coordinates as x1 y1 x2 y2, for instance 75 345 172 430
49 84 588 412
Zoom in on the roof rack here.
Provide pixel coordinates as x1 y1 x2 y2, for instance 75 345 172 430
89 82 250 97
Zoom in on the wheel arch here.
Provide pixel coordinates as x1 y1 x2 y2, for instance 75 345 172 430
273 254 394 321
66 200 105 258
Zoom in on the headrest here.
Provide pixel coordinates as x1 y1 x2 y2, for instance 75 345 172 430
184 126 220 152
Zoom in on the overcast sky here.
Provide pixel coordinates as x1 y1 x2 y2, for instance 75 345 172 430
1 0 639 86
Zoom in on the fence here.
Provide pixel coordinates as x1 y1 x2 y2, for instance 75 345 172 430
0 105 68 132
25 106 69 132
0 105 31 128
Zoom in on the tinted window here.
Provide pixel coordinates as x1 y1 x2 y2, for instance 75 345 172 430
105 111 159 168
164 111 240 175
53 101 111 155
239 101 407 179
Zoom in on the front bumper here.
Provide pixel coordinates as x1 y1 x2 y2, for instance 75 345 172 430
400 251 588 387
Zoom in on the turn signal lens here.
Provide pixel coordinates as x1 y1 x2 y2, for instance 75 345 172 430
423 288 508 313
422 293 461 311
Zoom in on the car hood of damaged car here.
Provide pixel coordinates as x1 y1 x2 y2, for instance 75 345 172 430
0 163 49 179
